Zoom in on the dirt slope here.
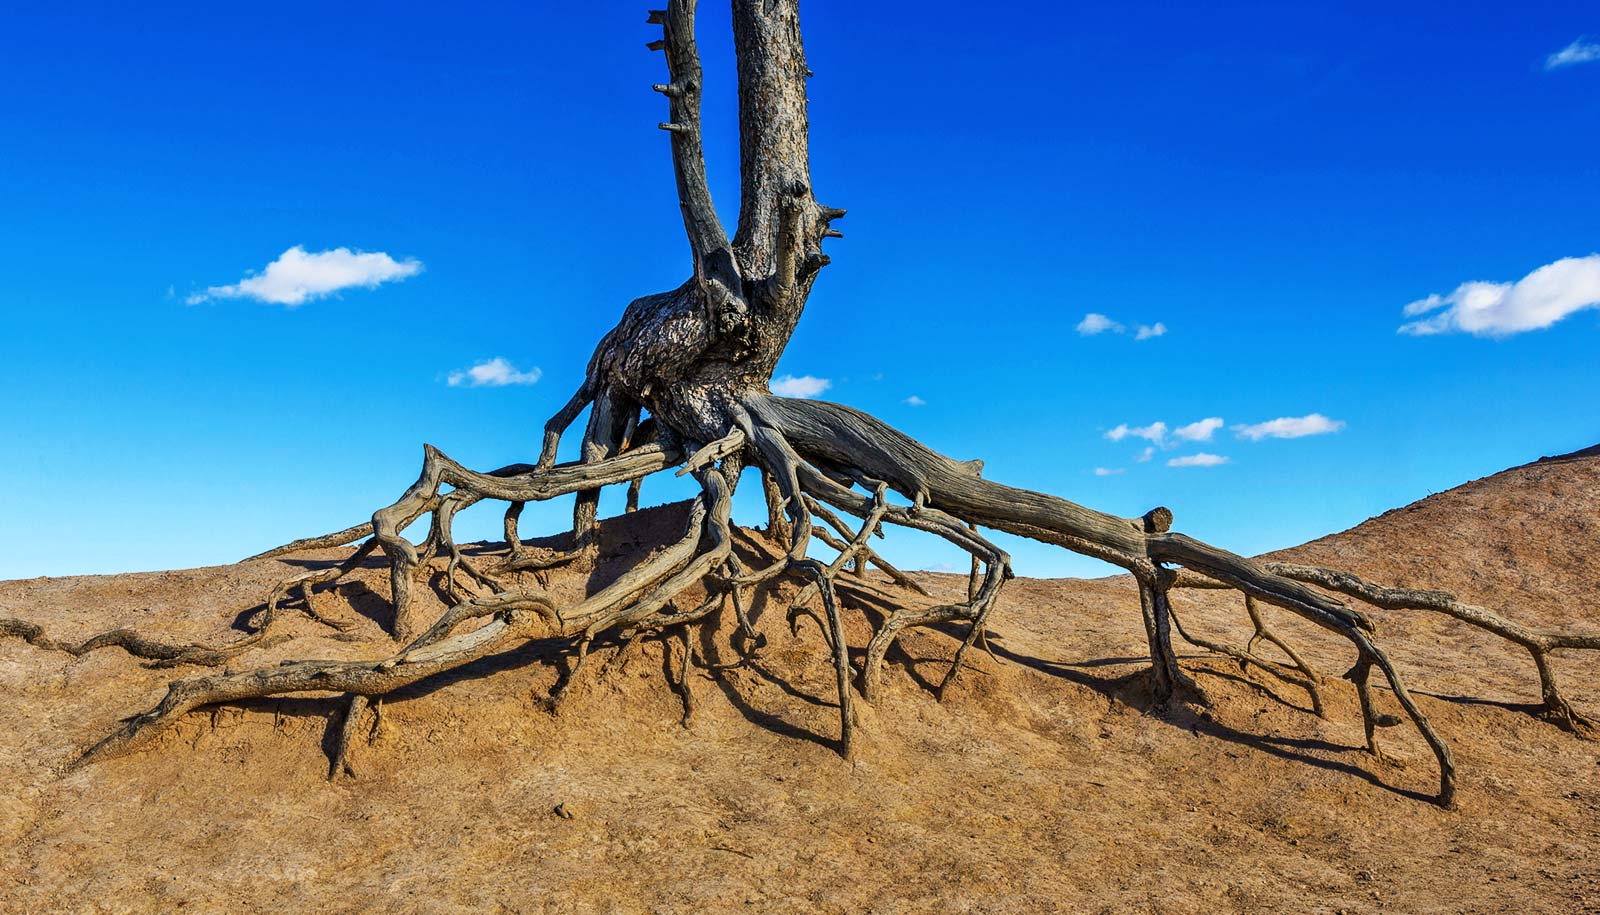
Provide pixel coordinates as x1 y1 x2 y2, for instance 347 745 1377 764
1 448 1597 914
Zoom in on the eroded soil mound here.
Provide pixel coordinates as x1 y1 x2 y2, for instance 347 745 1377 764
2 448 1598 914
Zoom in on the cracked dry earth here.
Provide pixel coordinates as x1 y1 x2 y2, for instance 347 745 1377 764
2 446 1597 914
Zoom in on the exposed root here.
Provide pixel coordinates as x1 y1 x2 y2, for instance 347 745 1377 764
936 588 998 701
666 626 698 727
761 468 792 545
73 462 729 769
1139 581 1211 708
807 500 928 596
788 489 889 625
251 538 377 633
330 694 370 780
1346 656 1403 761
14 392 1590 810
798 558 855 757
1168 596 1326 717
720 556 765 655
243 522 373 562
1243 595 1326 716
1176 562 1600 736
337 442 680 641
737 391 1489 803
817 503 1006 699
0 617 286 668
1350 638 1458 807
542 637 594 713
75 601 544 769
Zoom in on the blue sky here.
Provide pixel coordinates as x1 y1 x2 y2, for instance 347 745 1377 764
1 2 1597 579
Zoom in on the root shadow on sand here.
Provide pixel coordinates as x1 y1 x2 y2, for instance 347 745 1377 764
982 639 1438 803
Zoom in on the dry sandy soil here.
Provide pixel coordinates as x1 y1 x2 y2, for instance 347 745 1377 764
2 446 1597 914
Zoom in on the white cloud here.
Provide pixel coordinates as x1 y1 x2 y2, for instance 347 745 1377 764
1173 417 1223 442
1078 313 1169 340
1233 413 1345 441
187 245 422 306
1105 421 1167 444
1076 313 1124 335
1093 467 1125 476
1546 37 1600 70
1398 254 1600 337
903 395 927 406
771 374 832 398
1135 446 1155 463
1167 453 1229 468
447 358 542 388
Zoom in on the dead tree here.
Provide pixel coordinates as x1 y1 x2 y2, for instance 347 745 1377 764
5 0 1598 807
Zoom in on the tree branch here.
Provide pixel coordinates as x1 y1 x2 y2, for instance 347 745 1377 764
650 2 742 310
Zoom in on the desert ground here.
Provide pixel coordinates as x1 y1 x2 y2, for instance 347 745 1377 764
2 447 1597 914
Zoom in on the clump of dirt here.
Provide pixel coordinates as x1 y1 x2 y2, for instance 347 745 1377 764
2 448 1598 914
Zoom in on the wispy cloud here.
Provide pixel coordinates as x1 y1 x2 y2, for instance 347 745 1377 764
1076 313 1123 335
1398 254 1600 337
903 395 926 406
1167 453 1229 468
1173 417 1223 442
771 374 832 398
1107 417 1218 449
1077 313 1168 340
447 357 542 387
1136 446 1155 463
187 245 422 306
1093 467 1126 476
1546 37 1600 70
1106 421 1167 444
1233 413 1345 441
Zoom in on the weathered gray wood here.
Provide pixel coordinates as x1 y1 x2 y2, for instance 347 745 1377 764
1176 562 1600 732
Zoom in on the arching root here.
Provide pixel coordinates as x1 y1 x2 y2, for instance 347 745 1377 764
11 394 1594 810
1168 596 1326 717
807 500 927 596
1175 563 1600 737
736 392 1482 804
248 442 685 643
73 465 737 770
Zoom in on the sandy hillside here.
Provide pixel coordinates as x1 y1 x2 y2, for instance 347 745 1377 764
1 447 1598 915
